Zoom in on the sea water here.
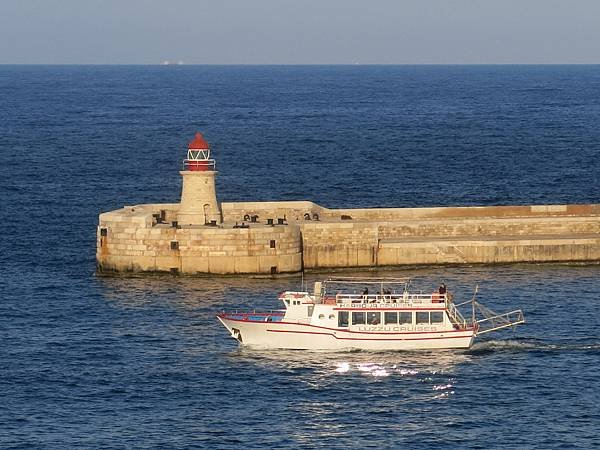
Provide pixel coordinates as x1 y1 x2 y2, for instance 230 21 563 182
1 65 599 449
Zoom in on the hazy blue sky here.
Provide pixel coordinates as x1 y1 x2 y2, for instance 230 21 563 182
1 0 599 64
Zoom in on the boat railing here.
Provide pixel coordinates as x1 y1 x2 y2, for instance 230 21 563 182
221 309 285 318
331 292 446 305
475 308 525 335
446 300 469 329
446 296 526 334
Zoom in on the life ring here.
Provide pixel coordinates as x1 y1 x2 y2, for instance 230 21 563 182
312 213 319 221
243 214 251 221
304 213 311 220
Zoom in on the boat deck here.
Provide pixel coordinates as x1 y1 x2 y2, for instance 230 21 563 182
221 311 285 323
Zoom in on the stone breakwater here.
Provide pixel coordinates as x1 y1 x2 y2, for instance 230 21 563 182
97 202 600 275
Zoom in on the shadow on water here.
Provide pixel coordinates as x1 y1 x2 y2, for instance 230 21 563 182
95 274 301 310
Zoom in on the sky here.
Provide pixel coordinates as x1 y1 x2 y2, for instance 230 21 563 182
1 0 600 64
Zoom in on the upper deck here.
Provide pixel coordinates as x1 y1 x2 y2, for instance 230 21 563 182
280 277 449 309
326 292 448 308
276 277 470 329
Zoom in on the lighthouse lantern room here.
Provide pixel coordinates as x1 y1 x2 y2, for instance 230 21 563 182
183 132 216 171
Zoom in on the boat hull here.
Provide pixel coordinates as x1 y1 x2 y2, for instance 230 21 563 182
218 316 475 350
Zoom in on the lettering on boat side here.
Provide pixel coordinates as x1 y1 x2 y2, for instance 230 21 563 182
356 325 439 332
340 303 443 309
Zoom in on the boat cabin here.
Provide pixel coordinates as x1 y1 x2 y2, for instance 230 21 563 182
278 277 469 332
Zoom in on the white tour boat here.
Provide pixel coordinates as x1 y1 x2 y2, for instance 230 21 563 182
217 277 525 351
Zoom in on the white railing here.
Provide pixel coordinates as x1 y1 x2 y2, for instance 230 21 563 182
222 309 285 317
182 159 216 171
446 301 469 329
475 309 525 335
332 292 446 306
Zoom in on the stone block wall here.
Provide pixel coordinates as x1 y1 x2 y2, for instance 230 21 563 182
222 201 325 223
378 236 600 265
299 222 378 268
98 204 302 275
333 204 600 221
98 201 600 275
377 216 600 239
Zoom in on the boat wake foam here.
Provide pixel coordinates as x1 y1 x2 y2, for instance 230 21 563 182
468 338 600 354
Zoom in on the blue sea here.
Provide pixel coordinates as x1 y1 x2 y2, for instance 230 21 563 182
1 65 600 449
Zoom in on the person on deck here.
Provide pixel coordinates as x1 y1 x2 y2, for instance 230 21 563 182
438 283 447 298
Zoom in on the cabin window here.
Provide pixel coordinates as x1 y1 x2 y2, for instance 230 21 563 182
329 314 335 320
384 312 398 324
352 312 366 325
318 314 325 319
307 306 314 317
430 312 444 324
367 312 381 325
399 312 412 324
416 312 429 325
284 300 290 306
338 311 349 327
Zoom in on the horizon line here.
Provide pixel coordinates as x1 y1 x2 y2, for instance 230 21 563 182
1 62 600 67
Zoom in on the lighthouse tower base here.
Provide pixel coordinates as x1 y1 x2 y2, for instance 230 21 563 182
177 170 221 225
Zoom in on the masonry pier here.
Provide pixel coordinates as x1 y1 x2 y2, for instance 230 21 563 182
97 134 600 275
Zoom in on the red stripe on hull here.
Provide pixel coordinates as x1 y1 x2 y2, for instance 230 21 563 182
265 328 473 341
219 316 475 335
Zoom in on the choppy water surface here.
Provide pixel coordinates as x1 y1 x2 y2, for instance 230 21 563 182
1 66 600 448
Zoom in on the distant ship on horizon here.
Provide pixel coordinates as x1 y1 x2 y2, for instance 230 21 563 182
160 60 185 65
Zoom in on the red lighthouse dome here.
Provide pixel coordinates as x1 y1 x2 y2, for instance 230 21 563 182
184 132 215 171
188 132 210 150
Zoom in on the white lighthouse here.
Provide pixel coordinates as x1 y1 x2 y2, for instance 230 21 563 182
177 132 221 226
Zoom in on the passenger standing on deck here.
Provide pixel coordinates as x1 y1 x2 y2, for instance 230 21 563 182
438 283 447 299
362 287 369 300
